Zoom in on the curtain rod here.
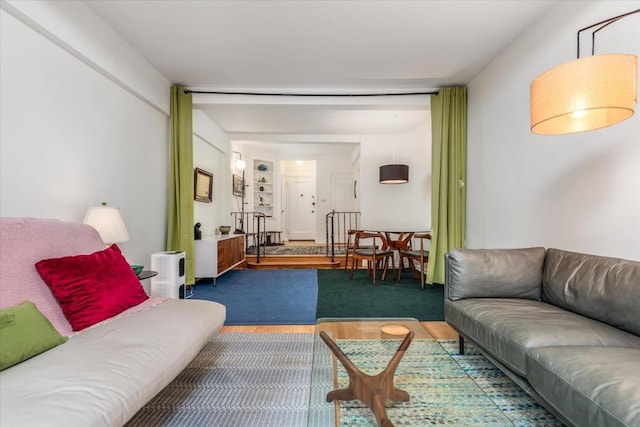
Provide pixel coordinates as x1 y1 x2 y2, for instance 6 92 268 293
184 90 438 96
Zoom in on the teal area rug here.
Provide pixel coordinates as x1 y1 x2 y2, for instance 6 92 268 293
127 333 562 427
316 269 444 320
193 269 318 325
439 340 562 427
311 338 562 427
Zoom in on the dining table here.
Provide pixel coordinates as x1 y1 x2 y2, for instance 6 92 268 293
381 231 431 250
353 230 431 272
382 231 416 251
379 231 432 281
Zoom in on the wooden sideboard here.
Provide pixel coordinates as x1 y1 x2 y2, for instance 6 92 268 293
194 234 245 282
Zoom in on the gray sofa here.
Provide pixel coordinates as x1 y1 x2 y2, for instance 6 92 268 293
444 247 640 427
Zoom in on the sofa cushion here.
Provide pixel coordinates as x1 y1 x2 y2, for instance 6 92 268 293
0 218 105 336
36 244 148 331
445 298 640 376
0 301 68 370
446 247 545 301
0 299 225 427
543 249 640 336
527 346 640 427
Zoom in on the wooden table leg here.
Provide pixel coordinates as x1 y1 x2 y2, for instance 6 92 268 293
319 331 414 427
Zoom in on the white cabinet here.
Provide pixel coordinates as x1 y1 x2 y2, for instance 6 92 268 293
194 234 245 281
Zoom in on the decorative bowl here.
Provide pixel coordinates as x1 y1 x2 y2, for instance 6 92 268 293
131 264 144 276
219 225 231 234
258 164 268 171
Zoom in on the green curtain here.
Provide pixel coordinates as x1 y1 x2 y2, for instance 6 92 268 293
167 86 195 284
426 87 467 285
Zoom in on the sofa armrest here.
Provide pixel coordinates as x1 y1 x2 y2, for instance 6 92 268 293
445 247 545 301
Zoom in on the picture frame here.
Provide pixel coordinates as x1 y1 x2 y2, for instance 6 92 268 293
194 168 213 203
233 174 244 196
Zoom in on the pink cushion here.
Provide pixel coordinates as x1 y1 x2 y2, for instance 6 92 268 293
35 244 148 331
0 218 107 336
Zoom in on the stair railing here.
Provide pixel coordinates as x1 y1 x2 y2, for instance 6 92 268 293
231 211 267 263
325 211 361 262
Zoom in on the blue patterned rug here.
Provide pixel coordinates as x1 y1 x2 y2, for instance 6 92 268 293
127 333 563 426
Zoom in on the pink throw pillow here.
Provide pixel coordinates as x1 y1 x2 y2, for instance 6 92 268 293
35 244 148 331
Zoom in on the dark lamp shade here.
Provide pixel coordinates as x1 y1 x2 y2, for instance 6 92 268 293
379 164 409 184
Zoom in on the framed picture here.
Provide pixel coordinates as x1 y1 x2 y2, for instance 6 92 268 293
233 174 244 196
194 168 213 203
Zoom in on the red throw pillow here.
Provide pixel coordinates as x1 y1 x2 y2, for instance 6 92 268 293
35 244 148 331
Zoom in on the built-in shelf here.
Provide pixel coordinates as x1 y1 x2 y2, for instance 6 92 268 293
253 159 274 217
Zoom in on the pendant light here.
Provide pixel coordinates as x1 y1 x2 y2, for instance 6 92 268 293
379 164 409 184
379 114 409 184
530 9 639 135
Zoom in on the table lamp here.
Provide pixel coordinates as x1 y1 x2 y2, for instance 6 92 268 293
83 202 130 245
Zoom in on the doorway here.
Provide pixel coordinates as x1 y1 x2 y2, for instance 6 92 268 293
281 161 316 241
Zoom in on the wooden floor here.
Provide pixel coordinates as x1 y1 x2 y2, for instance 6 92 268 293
220 321 457 340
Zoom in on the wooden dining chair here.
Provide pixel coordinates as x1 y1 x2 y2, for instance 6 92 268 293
349 231 395 286
398 232 431 289
343 229 359 272
343 229 376 272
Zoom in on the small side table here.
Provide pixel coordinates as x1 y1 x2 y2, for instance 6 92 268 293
137 271 157 296
137 270 158 281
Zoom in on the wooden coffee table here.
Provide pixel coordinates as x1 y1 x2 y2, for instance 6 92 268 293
308 318 433 427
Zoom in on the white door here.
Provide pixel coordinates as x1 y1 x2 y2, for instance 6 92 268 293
331 173 354 211
287 176 316 240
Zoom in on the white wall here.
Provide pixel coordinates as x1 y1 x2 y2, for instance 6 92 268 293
1 0 170 114
0 4 171 266
193 110 231 238
467 1 640 260
360 121 432 232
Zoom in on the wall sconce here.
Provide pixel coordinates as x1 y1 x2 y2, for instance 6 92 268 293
530 9 639 135
379 164 409 184
83 202 130 245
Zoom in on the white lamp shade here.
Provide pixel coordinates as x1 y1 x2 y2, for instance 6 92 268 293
531 54 638 135
235 159 246 170
83 205 130 244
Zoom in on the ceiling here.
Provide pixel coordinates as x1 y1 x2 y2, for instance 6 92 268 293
87 0 556 140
